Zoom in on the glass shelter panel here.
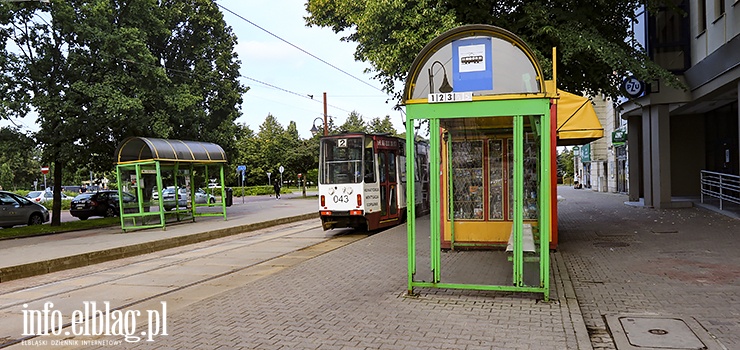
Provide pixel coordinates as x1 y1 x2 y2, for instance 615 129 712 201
508 130 541 220
488 139 504 220
451 140 484 220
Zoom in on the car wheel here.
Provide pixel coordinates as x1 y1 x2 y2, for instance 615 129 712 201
209 197 215 204
78 216 89 220
28 213 44 226
2 225 14 229
105 207 117 217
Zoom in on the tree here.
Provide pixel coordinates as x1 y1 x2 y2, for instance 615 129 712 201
338 110 367 133
0 127 40 190
557 148 574 180
0 0 244 225
305 0 682 101
368 115 397 135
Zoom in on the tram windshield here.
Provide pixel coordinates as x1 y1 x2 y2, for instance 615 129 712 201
320 137 365 184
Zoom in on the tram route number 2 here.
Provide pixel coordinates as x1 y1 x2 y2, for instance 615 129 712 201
333 194 349 203
428 92 472 103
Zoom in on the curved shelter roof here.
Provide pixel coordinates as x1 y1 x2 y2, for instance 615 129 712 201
115 137 227 164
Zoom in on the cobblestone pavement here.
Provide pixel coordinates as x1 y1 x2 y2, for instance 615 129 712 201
557 186 740 350
87 222 578 350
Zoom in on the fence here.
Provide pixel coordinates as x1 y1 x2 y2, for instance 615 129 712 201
700 170 740 210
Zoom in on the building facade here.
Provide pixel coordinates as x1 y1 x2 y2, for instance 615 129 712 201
618 1 739 208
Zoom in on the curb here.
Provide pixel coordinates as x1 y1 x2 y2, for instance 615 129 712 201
554 251 593 350
0 213 318 283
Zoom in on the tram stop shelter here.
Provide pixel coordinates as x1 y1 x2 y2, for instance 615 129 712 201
403 25 602 300
114 137 228 232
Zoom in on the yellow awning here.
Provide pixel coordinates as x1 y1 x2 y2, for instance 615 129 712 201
546 81 604 146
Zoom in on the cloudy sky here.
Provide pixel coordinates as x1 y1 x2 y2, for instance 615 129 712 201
2 1 403 139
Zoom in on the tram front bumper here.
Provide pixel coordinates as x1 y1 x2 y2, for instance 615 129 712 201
319 210 364 230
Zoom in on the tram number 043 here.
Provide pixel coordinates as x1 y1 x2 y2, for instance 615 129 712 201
332 195 350 203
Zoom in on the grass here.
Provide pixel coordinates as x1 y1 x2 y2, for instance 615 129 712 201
0 217 121 240
1 187 320 240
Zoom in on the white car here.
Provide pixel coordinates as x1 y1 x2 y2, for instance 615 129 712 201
26 191 69 203
161 187 216 210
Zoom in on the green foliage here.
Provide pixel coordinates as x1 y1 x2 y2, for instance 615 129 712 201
306 0 683 101
368 115 397 135
557 148 575 178
0 127 40 190
338 110 367 133
1 0 244 225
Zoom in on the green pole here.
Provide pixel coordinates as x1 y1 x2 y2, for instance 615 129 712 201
540 111 551 300
447 135 455 250
513 116 524 286
115 165 124 231
406 117 416 294
156 162 165 228
430 118 441 283
220 164 227 220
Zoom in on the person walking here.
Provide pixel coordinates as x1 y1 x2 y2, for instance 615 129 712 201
273 180 281 199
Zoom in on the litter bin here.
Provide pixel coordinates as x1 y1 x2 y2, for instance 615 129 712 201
225 187 233 207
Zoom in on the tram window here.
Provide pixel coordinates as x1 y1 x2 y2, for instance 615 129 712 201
388 152 396 182
320 137 363 184
363 147 375 183
399 155 406 183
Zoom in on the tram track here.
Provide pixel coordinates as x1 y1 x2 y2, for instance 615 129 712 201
0 222 315 308
0 221 369 348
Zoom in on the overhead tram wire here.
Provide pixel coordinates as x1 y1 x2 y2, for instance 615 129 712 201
115 57 354 115
215 2 388 95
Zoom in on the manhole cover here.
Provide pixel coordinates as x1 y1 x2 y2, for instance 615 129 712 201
593 241 630 248
606 315 724 350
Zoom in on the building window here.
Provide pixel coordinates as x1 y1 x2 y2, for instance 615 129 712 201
649 1 691 73
715 0 725 19
698 0 707 32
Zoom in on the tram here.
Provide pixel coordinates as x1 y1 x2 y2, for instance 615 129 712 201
318 133 429 231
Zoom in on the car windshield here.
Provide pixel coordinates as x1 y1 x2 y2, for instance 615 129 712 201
27 191 42 198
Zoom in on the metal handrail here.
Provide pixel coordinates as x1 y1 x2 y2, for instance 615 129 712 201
700 170 740 210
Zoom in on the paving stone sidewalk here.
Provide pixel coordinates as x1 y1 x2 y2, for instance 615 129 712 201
89 221 581 349
557 186 740 350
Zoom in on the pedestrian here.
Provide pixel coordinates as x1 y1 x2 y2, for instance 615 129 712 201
273 180 281 199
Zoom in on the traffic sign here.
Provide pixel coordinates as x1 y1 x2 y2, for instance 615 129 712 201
41 166 49 175
279 166 284 174
236 165 246 172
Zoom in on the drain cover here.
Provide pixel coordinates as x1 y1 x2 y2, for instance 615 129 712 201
606 315 724 350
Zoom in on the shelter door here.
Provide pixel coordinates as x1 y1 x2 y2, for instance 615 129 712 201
379 150 399 221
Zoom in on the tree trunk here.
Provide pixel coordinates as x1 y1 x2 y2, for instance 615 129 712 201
51 160 62 226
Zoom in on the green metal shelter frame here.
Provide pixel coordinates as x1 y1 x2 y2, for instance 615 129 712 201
114 137 228 232
403 25 553 299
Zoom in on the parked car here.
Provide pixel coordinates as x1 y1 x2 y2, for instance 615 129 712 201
26 190 69 203
161 187 216 211
69 190 137 220
0 191 50 228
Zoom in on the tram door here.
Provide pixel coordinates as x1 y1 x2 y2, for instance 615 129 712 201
378 150 399 221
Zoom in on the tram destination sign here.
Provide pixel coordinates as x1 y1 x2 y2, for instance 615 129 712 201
428 92 472 103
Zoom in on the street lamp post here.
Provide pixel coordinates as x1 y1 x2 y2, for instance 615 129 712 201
309 92 328 136
310 117 327 137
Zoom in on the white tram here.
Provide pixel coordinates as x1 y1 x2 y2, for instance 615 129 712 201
318 133 429 231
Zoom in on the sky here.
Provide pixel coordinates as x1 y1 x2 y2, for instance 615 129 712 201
1 0 404 139
218 0 400 138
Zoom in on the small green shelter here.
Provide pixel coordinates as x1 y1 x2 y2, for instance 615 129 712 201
114 137 228 231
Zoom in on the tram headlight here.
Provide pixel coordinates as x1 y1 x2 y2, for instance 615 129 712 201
344 187 353 195
328 187 335 195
